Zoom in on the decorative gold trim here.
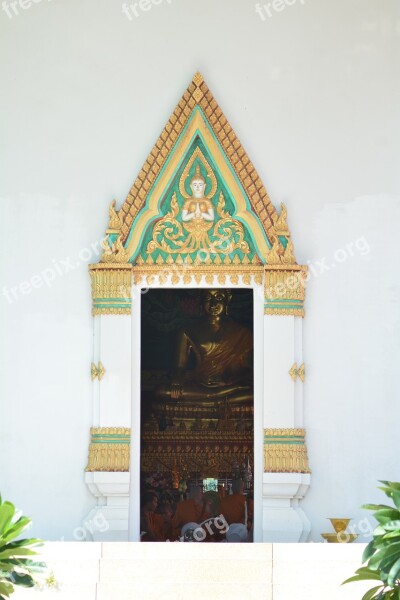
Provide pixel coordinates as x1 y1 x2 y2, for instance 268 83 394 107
101 234 129 264
288 363 305 382
264 265 307 317
133 264 264 287
289 363 298 382
91 362 106 381
89 263 132 316
107 200 123 233
264 428 310 473
85 427 130 472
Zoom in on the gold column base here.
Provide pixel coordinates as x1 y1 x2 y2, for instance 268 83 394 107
85 427 130 472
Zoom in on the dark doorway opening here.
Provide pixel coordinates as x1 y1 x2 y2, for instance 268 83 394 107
140 288 254 542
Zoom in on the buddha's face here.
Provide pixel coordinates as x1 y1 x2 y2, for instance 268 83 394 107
202 290 230 317
190 177 205 199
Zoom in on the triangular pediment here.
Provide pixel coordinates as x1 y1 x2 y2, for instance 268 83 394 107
119 73 290 261
103 72 299 268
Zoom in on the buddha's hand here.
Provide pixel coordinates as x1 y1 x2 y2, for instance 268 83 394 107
171 381 183 400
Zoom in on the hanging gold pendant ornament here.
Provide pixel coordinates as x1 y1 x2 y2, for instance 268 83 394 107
91 361 106 381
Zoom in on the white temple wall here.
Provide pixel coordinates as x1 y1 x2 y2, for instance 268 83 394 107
1 0 399 541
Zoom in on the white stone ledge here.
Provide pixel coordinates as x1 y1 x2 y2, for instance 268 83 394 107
11 542 374 600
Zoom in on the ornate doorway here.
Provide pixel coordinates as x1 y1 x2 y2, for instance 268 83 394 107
85 72 311 542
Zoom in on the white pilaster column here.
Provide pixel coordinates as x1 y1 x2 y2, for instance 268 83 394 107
262 313 310 542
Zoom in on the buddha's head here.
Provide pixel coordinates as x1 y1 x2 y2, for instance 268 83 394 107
201 289 232 317
190 165 206 199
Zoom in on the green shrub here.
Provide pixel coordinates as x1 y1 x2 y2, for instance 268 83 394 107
0 495 47 599
344 481 400 600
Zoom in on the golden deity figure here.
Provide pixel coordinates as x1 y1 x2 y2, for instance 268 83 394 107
156 289 253 408
180 164 215 247
182 164 214 224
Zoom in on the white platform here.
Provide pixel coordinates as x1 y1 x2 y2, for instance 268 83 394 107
12 542 373 600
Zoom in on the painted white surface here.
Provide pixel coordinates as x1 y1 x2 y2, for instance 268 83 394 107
98 314 132 427
1 0 399 542
11 542 373 600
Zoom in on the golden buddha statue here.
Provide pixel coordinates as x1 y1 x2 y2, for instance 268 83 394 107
155 289 253 408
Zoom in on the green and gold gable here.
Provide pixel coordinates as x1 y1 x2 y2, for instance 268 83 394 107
90 72 307 316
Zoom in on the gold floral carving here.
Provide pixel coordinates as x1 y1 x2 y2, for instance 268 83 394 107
101 234 129 264
86 427 130 472
107 200 123 233
264 428 310 473
146 191 250 257
89 263 132 315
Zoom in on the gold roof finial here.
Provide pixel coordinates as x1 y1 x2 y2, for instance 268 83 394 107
193 71 204 87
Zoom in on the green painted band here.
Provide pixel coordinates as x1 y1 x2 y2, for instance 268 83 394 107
92 440 130 445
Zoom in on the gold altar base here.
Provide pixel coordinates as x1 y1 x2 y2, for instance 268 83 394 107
141 430 253 478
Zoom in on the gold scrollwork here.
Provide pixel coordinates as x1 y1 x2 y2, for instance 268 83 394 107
146 191 250 257
101 234 129 264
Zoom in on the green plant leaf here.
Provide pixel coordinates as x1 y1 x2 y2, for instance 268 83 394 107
364 505 396 512
0 518 31 544
362 585 385 600
0 548 38 559
387 557 400 588
375 511 400 525
384 521 400 532
343 568 382 584
8 572 35 588
364 541 378 563
369 544 400 572
0 505 15 538
0 581 13 597
380 482 400 492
